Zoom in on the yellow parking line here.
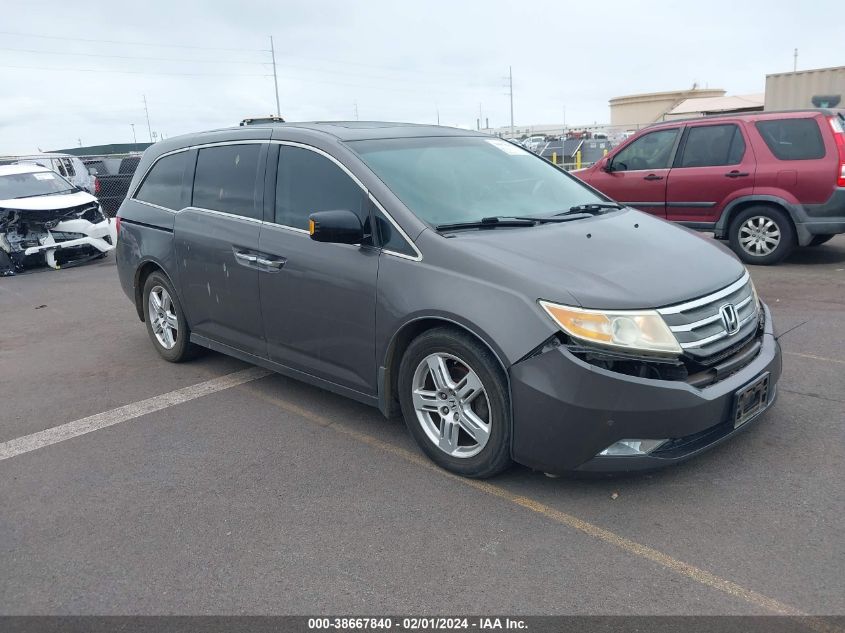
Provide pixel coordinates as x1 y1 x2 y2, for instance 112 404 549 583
784 351 845 365
242 383 829 624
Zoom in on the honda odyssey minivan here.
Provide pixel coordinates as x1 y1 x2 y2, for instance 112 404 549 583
116 122 781 478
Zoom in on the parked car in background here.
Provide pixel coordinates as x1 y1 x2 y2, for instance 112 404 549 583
0 153 95 194
574 109 845 264
0 164 116 275
521 135 546 151
84 155 141 216
116 122 780 478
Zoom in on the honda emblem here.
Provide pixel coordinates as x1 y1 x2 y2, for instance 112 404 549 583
719 303 740 335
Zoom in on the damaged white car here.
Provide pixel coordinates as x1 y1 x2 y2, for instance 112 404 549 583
0 164 117 276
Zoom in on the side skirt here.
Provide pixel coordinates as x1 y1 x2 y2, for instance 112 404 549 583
190 333 380 409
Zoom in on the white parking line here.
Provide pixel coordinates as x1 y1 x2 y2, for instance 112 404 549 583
0 366 271 462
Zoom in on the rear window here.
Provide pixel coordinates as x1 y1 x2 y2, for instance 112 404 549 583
755 118 825 160
192 144 261 220
135 151 190 211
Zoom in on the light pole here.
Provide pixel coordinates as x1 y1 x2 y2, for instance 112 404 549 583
130 124 137 144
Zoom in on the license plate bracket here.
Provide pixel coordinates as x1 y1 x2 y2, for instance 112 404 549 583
733 373 770 429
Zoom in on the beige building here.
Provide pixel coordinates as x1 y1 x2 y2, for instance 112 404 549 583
765 66 844 110
609 88 725 127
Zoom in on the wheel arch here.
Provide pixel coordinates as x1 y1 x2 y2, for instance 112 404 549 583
378 316 511 419
715 196 799 241
133 259 177 322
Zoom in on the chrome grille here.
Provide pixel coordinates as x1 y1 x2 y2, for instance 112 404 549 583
658 273 758 357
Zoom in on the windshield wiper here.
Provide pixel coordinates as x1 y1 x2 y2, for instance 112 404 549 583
563 203 624 215
14 189 74 199
435 214 597 232
435 217 537 231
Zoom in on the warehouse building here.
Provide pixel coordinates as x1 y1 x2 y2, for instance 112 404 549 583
765 66 844 110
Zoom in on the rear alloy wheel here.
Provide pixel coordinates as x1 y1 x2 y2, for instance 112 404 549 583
398 328 512 478
728 206 796 265
142 271 198 362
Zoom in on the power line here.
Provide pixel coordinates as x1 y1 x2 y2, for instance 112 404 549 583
0 64 271 77
0 30 268 52
0 46 269 65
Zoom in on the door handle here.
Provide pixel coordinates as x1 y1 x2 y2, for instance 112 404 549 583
725 170 750 178
256 256 286 270
233 250 258 264
643 174 664 181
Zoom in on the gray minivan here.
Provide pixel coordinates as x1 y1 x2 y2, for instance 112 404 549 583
115 122 781 477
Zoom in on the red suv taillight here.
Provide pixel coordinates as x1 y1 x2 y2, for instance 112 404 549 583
829 116 845 187
94 176 101 195
115 216 121 236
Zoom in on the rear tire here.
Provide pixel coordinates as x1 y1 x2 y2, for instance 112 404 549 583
398 328 512 478
807 234 834 247
728 206 796 265
142 271 198 362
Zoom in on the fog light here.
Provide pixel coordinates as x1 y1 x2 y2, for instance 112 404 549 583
599 439 668 456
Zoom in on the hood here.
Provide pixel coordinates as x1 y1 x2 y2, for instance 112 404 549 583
0 190 98 211
450 208 745 310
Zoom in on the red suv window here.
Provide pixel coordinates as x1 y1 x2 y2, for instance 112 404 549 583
755 118 825 160
677 124 746 167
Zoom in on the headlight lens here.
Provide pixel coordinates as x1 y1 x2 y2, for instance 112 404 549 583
539 300 682 355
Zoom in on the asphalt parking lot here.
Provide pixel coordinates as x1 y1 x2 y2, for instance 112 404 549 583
1 237 843 616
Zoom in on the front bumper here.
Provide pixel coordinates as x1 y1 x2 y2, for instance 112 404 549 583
509 304 782 474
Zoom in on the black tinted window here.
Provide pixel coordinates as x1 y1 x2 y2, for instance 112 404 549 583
135 151 190 210
612 129 678 171
756 118 825 160
275 146 366 230
374 208 416 257
679 124 745 167
192 144 261 219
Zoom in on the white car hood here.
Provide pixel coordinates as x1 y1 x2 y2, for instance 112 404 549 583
0 190 97 211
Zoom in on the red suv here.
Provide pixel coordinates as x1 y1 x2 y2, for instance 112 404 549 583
575 109 845 264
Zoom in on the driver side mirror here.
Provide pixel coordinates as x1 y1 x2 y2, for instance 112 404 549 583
601 158 613 173
308 210 363 244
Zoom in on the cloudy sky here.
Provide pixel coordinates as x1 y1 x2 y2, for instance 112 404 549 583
0 0 841 154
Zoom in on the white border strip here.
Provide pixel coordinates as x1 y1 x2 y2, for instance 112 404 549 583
0 367 271 462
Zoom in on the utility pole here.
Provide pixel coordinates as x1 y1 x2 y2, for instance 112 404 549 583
353 101 359 121
436 106 440 125
793 48 798 72
270 36 281 117
130 123 137 144
508 66 514 137
143 95 153 143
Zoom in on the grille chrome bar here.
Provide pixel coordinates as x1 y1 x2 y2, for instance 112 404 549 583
668 294 754 333
657 272 750 315
679 312 758 349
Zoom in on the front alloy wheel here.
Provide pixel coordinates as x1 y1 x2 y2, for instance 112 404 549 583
398 328 512 478
412 352 492 458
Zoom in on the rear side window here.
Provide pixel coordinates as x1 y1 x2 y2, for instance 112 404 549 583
135 151 190 210
63 158 76 177
755 118 825 160
192 144 262 219
678 124 746 167
274 146 367 230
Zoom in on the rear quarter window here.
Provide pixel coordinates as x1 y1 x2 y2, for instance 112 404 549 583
135 151 191 210
755 118 825 160
192 144 262 220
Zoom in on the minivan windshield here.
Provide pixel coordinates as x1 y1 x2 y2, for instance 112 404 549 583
349 136 605 226
0 170 75 200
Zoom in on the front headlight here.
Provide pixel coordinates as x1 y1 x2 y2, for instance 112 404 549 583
539 300 682 355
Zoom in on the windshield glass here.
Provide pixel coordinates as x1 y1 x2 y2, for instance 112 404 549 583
0 170 74 199
349 136 604 226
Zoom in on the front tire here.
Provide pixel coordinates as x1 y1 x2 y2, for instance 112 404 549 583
142 271 198 362
398 328 512 478
728 206 796 265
